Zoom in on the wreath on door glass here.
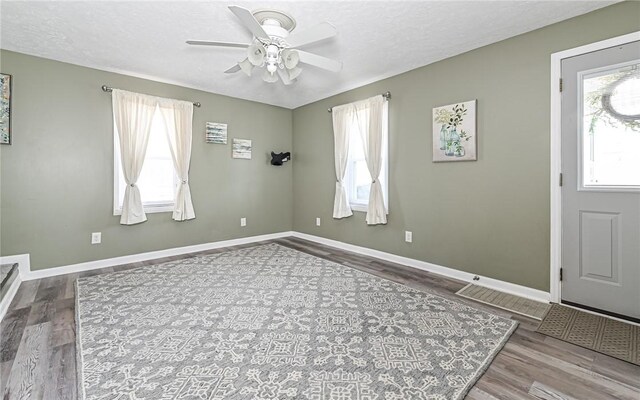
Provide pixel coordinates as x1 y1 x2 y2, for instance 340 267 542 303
587 67 640 133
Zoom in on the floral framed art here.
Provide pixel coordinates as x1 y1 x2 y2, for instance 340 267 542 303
432 100 477 162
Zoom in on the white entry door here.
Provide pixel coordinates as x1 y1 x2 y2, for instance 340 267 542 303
561 41 640 321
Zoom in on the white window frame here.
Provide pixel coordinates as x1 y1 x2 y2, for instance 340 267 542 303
344 102 389 213
113 110 178 216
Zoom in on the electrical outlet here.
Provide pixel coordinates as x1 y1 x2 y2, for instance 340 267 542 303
316 217 321 227
91 232 102 244
405 231 412 243
240 217 247 227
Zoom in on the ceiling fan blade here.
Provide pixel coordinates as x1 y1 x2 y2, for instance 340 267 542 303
297 50 343 72
224 64 242 74
286 22 337 48
238 59 254 76
186 40 249 48
277 68 293 85
228 5 270 41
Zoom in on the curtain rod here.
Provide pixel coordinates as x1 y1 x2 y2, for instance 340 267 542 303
101 85 201 108
327 91 391 113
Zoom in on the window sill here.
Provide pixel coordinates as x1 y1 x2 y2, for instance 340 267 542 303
113 204 175 216
350 203 368 213
350 203 389 214
579 185 640 193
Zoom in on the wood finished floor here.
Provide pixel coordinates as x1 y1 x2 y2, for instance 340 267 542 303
1 237 639 400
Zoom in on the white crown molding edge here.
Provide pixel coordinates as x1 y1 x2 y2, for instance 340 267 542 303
291 232 550 303
18 231 294 281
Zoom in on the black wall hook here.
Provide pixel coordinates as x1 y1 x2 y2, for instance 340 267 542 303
270 152 291 166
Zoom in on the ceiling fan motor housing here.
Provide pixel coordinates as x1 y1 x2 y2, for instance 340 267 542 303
252 8 297 39
250 9 300 77
262 20 290 40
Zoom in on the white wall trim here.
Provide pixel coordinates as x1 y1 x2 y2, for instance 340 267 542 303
0 258 25 321
21 231 294 281
549 31 640 303
13 230 550 304
0 254 30 320
0 254 31 280
0 275 21 321
292 232 550 303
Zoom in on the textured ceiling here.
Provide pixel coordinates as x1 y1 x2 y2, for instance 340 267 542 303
1 1 616 109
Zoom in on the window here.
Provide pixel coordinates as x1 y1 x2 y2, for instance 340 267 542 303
580 61 640 190
344 102 389 212
114 107 178 214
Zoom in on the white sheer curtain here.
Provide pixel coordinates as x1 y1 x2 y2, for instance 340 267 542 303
354 95 387 225
158 99 195 221
332 103 355 219
112 89 157 225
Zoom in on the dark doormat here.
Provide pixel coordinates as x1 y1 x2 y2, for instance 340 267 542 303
537 304 639 365
456 284 550 320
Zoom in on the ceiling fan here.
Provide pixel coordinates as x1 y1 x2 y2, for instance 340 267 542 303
186 6 342 85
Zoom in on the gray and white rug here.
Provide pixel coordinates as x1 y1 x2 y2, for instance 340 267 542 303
76 243 517 400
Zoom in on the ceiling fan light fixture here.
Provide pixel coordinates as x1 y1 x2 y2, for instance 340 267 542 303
281 49 299 69
247 44 266 66
238 58 254 76
288 66 302 80
263 69 279 83
266 43 279 54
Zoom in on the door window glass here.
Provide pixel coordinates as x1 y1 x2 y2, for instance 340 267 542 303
581 62 640 188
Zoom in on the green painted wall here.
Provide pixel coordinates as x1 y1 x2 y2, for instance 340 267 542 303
1 3 637 282
291 2 640 292
0 51 293 271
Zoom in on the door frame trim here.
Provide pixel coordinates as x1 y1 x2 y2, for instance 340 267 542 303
550 31 640 303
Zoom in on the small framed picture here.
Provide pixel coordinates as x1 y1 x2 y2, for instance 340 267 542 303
206 122 227 144
1 73 12 145
232 138 252 159
432 100 477 162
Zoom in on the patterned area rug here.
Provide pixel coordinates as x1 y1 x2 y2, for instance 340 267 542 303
76 244 518 400
537 304 639 365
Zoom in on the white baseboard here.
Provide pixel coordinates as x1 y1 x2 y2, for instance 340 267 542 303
0 273 22 321
9 229 550 304
20 231 294 281
291 232 550 303
0 254 31 280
